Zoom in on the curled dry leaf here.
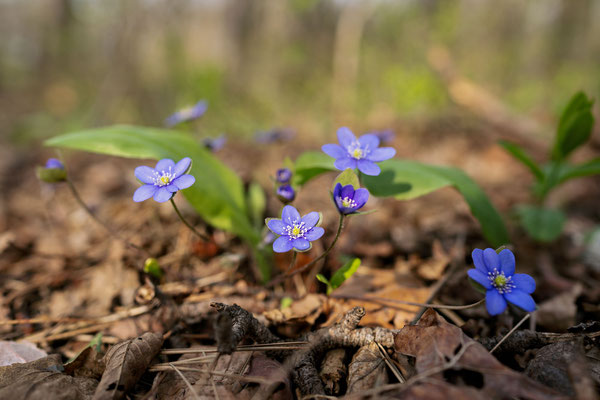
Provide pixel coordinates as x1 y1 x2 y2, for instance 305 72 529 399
93 332 163 400
346 342 387 393
319 348 347 395
0 354 97 400
394 309 568 400
0 340 47 366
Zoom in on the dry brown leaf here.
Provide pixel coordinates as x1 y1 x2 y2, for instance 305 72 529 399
347 342 387 393
536 284 583 332
0 340 47 366
0 354 97 400
319 348 346 396
394 309 568 400
64 346 105 380
416 240 450 280
93 332 163 400
263 294 325 325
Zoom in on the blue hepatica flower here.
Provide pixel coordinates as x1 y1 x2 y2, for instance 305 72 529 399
266 205 324 253
276 184 295 203
133 158 195 203
164 100 207 127
254 128 295 144
202 134 226 152
468 248 536 316
322 127 396 176
45 158 64 169
333 183 369 215
276 168 292 184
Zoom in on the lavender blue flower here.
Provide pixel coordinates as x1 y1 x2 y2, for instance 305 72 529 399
45 158 64 169
276 184 295 203
276 168 292 184
468 248 536 316
202 134 226 152
372 129 395 143
322 127 396 176
254 128 295 144
333 183 369 215
164 100 207 127
133 158 195 203
266 205 324 253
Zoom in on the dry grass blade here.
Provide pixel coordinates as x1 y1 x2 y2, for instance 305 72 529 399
375 341 405 384
161 341 308 355
168 363 200 400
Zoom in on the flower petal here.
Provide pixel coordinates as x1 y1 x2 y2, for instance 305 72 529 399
468 269 492 289
322 144 347 159
357 160 380 176
340 184 355 199
483 248 500 272
512 273 536 294
333 183 343 198
504 289 536 312
273 236 293 253
282 205 301 225
173 174 195 190
498 249 515 276
133 184 157 202
367 147 396 162
166 184 179 193
301 212 320 229
292 238 310 251
358 134 380 150
267 219 287 235
334 157 357 171
305 227 324 241
134 166 156 184
337 127 356 148
485 290 507 316
472 248 486 274
173 157 192 177
153 187 173 202
352 188 369 209
155 159 175 173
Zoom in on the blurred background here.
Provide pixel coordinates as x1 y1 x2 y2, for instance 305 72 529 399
1 0 599 146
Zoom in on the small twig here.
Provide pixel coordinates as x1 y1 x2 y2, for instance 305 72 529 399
376 342 405 384
170 198 210 242
331 294 485 310
169 363 200 400
490 313 531 354
161 342 309 355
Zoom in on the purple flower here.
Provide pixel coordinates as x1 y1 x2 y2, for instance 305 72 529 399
372 129 395 143
468 248 536 316
333 183 369 215
266 205 325 253
276 184 295 203
164 100 208 127
254 128 295 144
45 158 64 169
133 158 196 203
322 127 396 176
202 134 226 152
276 168 292 184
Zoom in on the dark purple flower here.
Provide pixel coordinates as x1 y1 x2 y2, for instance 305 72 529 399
202 134 226 152
254 128 295 144
45 158 64 169
468 248 536 316
322 127 396 176
276 168 292 184
266 205 324 253
276 184 295 203
372 129 395 143
133 158 195 203
333 183 369 215
164 100 208 127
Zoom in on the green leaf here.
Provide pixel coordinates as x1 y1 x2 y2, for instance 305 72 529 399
332 168 360 190
557 157 600 184
45 125 260 245
498 140 544 181
515 205 565 242
280 297 293 309
330 258 361 291
363 160 509 247
294 151 335 186
247 182 266 228
553 92 595 160
316 274 332 295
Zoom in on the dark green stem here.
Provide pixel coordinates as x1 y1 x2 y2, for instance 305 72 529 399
169 198 210 241
288 251 298 271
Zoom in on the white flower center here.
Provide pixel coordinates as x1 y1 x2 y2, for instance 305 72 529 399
488 268 515 294
347 141 368 160
154 167 174 187
284 221 307 239
341 196 357 208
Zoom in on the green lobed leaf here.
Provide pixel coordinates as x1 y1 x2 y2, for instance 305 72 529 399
498 140 544 181
332 168 360 191
515 205 565 242
329 258 361 291
45 125 259 245
316 274 332 295
557 157 600 184
552 92 595 160
293 151 335 186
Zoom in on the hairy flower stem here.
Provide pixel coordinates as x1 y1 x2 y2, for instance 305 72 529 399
268 214 345 287
169 198 210 242
66 178 146 254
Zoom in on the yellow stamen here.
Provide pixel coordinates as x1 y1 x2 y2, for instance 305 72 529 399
494 275 507 287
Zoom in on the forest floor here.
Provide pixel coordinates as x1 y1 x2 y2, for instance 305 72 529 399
1 116 599 399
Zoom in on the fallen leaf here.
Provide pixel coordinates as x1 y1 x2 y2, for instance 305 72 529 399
263 294 325 325
536 284 582 331
347 342 387 393
0 340 47 366
93 332 163 400
416 240 450 281
394 309 567 400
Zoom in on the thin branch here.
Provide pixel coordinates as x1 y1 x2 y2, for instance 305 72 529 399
490 313 531 354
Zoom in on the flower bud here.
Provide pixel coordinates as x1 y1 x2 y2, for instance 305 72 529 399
276 184 295 203
37 158 67 183
275 168 292 184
